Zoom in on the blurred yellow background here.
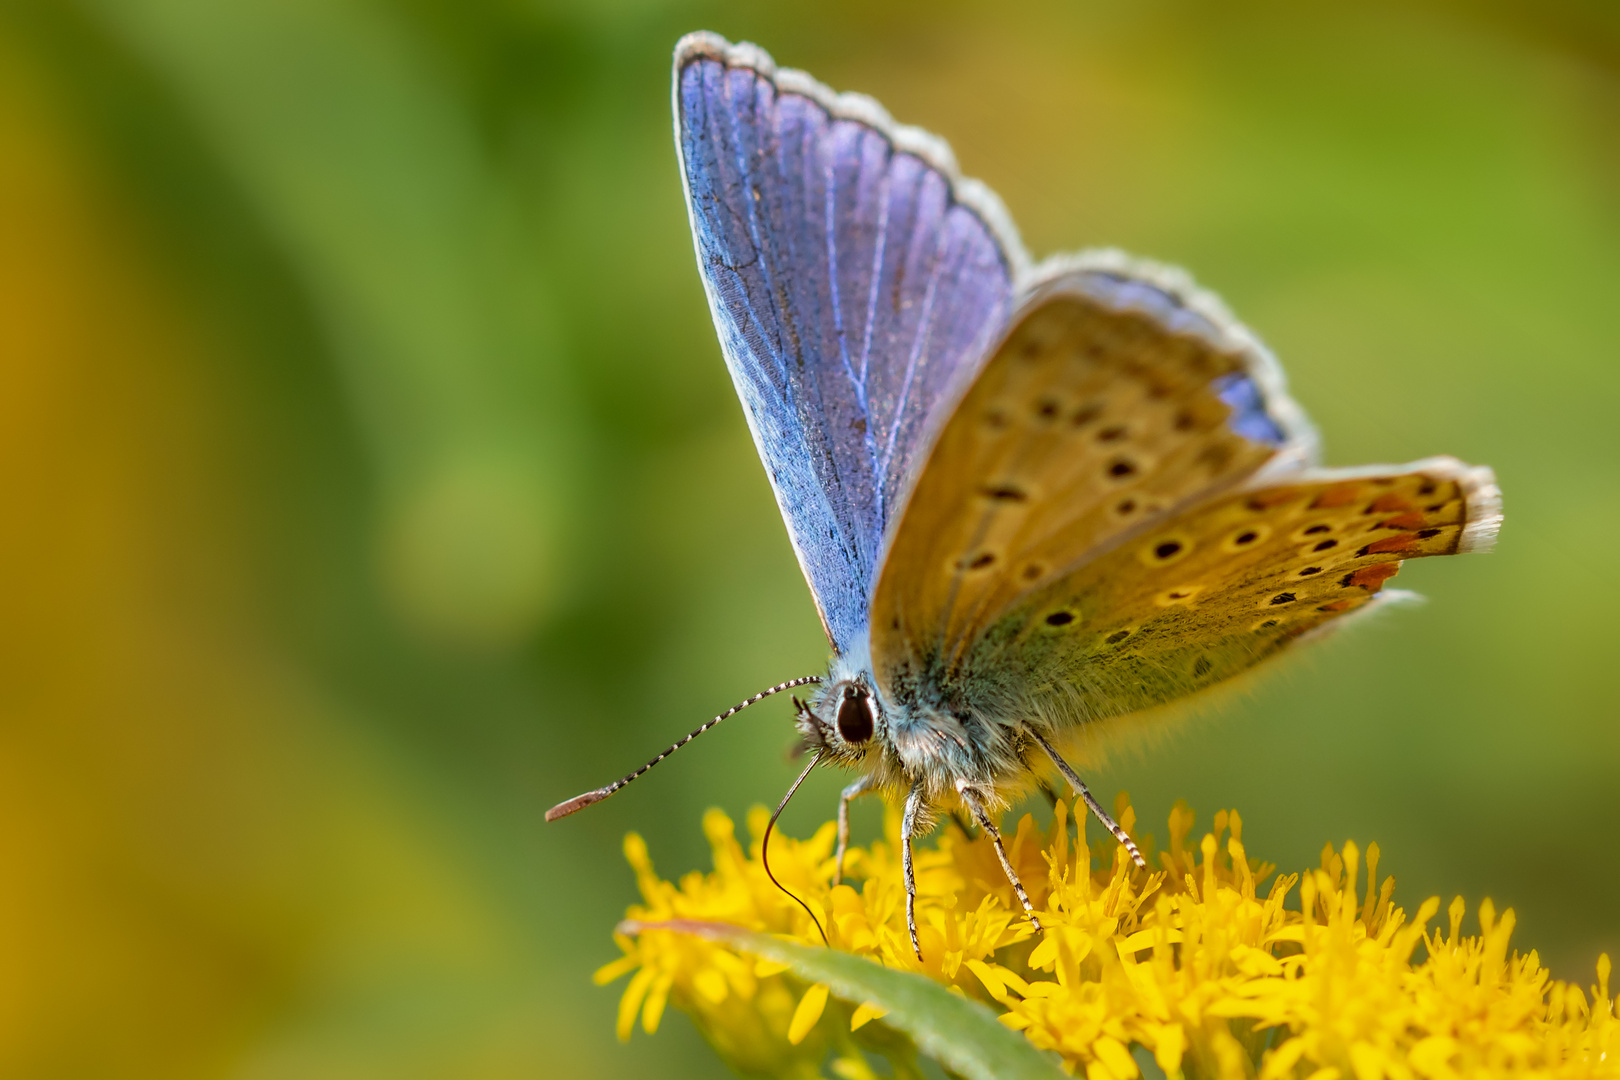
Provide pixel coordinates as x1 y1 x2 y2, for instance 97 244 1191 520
1 1 1616 1076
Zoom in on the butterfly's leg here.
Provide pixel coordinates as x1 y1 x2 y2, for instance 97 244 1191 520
834 774 874 887
1028 728 1147 869
957 785 1043 932
901 782 924 961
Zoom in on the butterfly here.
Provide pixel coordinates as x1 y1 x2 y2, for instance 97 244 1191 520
548 31 1503 960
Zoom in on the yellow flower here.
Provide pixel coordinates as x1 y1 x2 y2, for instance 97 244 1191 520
597 798 1619 1079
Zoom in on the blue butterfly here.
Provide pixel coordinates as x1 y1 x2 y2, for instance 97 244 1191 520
550 32 1503 959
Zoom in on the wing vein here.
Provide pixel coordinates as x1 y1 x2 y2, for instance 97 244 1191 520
877 217 949 505
858 147 891 393
728 78 795 391
824 132 864 414
709 73 789 387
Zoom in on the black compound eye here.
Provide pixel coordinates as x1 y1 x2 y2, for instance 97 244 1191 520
836 687 874 744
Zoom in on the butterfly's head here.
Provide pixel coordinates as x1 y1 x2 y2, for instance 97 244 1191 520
795 675 882 765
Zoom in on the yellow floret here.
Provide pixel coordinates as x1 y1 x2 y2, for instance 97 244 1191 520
599 798 1618 1079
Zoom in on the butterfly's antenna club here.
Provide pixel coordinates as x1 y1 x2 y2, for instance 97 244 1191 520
762 754 828 945
545 676 823 822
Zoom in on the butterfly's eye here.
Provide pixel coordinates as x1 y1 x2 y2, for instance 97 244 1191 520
836 686 875 744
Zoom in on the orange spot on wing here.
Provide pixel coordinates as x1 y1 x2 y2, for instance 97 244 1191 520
1365 534 1418 555
1244 489 1296 510
1369 493 1415 513
1309 485 1362 509
1317 599 1355 612
1381 512 1427 530
1347 563 1401 590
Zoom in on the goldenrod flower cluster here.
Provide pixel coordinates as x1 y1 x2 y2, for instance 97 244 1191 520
596 798 1617 1079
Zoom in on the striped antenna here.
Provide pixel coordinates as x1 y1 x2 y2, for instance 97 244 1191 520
545 675 823 822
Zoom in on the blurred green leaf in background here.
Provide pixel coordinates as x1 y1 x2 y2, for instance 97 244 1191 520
0 0 1617 1076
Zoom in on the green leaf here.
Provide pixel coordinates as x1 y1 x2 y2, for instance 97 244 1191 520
619 920 1067 1080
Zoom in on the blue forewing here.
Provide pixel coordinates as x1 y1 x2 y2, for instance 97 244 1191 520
675 36 1019 653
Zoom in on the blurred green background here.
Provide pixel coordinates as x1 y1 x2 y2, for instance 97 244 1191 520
1 0 1616 1075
